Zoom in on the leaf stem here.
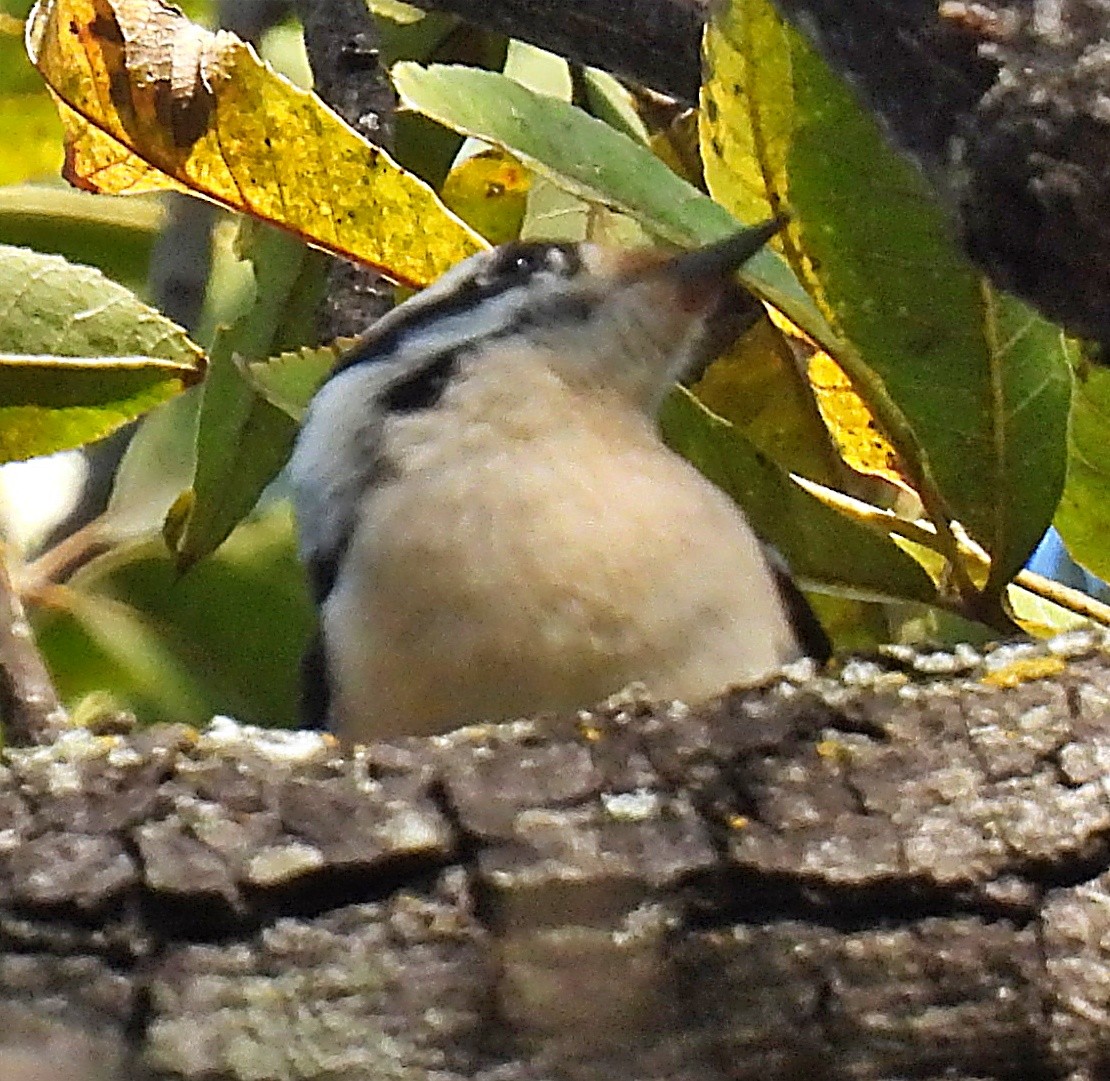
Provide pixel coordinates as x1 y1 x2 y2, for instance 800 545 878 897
19 516 112 593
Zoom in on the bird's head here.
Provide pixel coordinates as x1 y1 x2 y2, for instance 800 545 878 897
332 216 785 416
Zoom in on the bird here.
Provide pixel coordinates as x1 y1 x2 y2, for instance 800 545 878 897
288 218 830 743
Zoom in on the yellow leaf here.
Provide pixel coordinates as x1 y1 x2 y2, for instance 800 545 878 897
26 0 486 287
808 350 902 483
693 316 848 484
0 93 63 184
700 0 791 226
441 148 530 245
765 306 905 488
648 109 702 188
700 0 915 505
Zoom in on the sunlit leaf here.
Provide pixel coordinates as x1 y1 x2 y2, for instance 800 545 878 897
0 244 203 461
1007 581 1091 637
26 0 485 286
806 348 900 485
701 0 791 225
364 0 426 24
498 41 592 245
702 0 1074 595
505 38 571 98
692 317 850 488
245 343 340 421
441 148 529 245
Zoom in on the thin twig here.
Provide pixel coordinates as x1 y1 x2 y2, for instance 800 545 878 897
0 550 68 746
1013 569 1110 628
19 515 112 593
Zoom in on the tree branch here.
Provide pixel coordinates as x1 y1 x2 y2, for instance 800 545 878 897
0 553 67 747
406 0 708 100
3 636 1110 1078
399 0 1110 341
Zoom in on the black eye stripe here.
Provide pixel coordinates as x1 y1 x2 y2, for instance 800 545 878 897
330 243 583 380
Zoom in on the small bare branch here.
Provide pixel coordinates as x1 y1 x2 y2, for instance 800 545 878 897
0 552 67 746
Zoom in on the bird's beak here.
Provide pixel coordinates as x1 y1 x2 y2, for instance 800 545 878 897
586 216 788 408
615 215 786 294
662 215 787 288
624 216 786 383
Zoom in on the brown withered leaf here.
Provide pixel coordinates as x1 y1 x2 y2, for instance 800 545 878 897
26 0 485 287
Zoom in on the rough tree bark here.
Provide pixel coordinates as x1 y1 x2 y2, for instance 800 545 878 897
3 635 1110 1079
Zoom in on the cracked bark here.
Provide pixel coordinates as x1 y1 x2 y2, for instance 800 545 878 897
3 635 1110 1079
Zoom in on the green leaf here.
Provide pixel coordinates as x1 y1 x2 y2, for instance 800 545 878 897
1055 364 1110 583
46 588 214 723
35 504 313 727
504 38 572 99
0 184 163 292
1007 580 1091 636
170 224 328 570
244 344 339 421
660 388 936 603
503 39 589 244
0 9 63 184
105 388 199 541
0 244 205 461
392 62 833 351
702 0 1075 593
788 23 1072 590
580 68 650 145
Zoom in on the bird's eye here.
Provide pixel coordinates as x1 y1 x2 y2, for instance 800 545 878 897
494 245 548 280
510 251 543 275
487 243 580 285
